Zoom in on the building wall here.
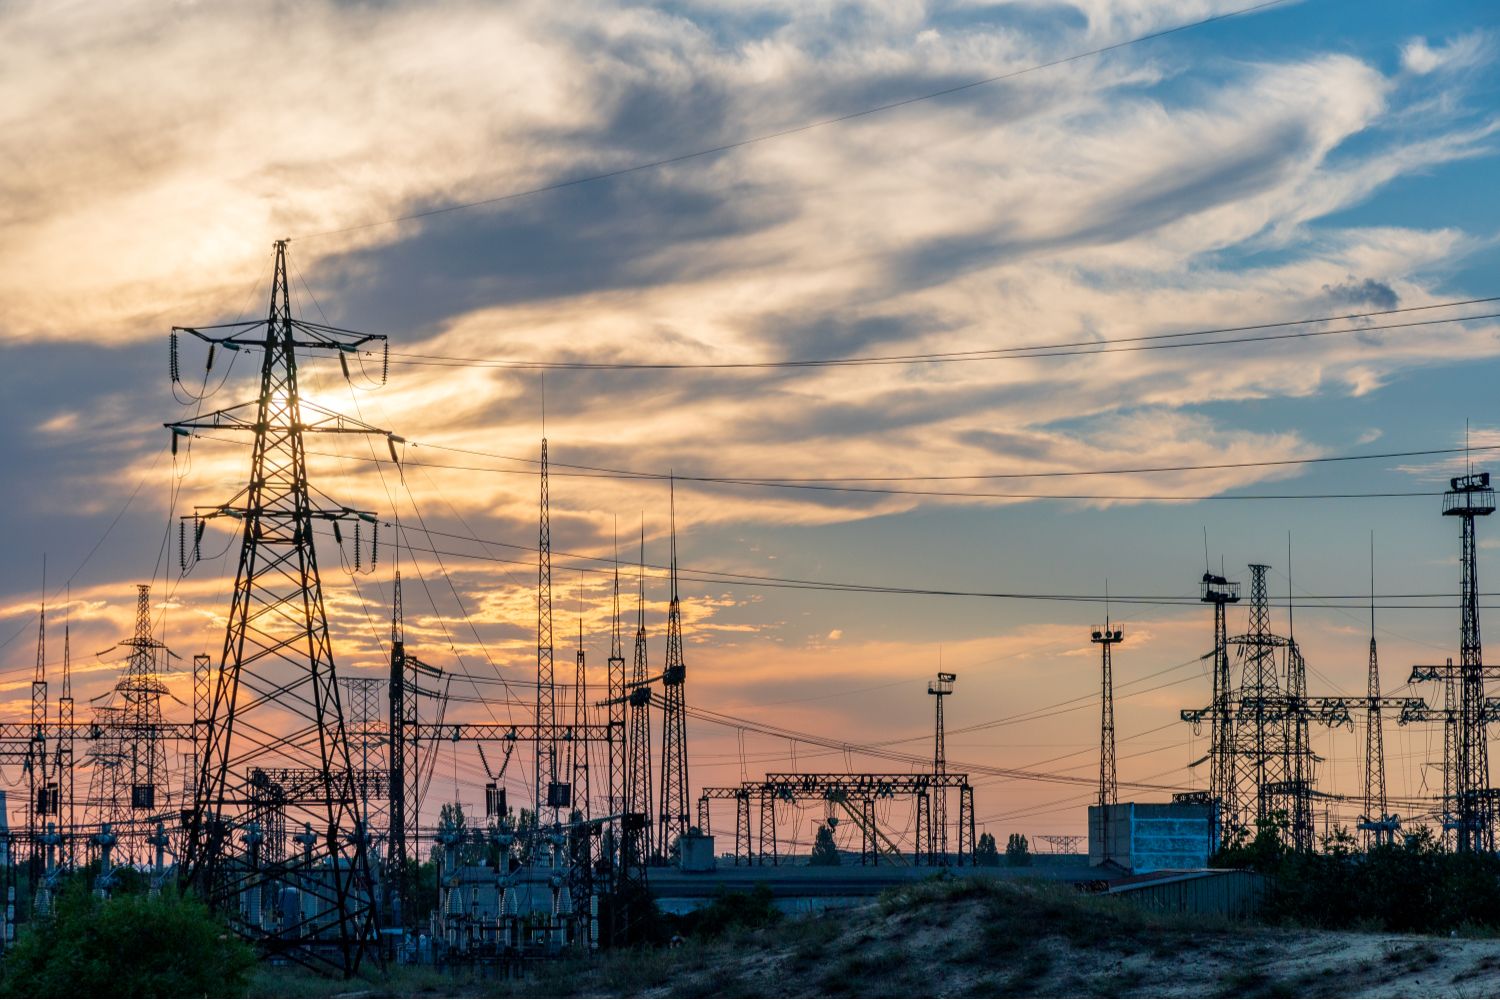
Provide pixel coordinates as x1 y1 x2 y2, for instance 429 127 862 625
1088 802 1219 872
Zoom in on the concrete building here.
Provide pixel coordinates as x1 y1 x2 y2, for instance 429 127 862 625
1087 801 1219 873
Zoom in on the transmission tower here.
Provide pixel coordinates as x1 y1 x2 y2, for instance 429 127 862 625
1358 541 1395 847
56 595 74 870
1233 564 1294 838
928 670 955 864
536 438 561 832
170 240 388 974
569 589 591 823
606 538 627 877
1091 620 1123 864
658 487 690 858
624 526 654 872
1443 664 1458 849
1410 471 1498 851
339 677 385 837
1199 571 1241 827
115 585 171 852
26 580 48 891
85 706 125 837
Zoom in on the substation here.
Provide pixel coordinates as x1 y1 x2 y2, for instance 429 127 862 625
1 242 1495 975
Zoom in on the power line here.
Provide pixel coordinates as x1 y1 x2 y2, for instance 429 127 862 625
392 527 1500 610
220 426 1500 493
371 299 1500 371
295 0 1299 241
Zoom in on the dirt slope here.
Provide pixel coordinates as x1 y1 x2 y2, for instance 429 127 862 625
510 878 1500 998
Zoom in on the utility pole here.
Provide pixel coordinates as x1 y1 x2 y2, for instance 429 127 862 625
928 671 955 864
658 484 690 858
1091 618 1123 864
170 240 388 975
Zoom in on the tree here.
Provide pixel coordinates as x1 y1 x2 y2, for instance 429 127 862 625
975 831 1001 867
810 823 841 866
1005 833 1032 867
1 887 256 997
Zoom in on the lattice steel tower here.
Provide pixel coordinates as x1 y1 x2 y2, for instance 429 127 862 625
1358 541 1394 847
624 527 654 870
1444 471 1494 851
1199 571 1241 825
569 588 591 822
928 671 955 863
536 439 561 831
606 541 627 872
658 488 690 857
115 584 171 857
26 584 47 890
169 240 388 974
56 595 74 869
1091 620 1123 862
1233 564 1292 836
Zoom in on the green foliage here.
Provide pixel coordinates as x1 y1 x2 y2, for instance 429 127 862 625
675 884 784 939
1 887 256 998
1214 822 1500 933
1005 833 1031 867
810 823 842 866
975 831 1001 867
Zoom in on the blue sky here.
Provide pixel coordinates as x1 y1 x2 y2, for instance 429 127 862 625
1 0 1498 846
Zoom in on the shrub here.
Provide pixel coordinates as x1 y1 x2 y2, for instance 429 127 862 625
1 887 256 998
810 824 841 866
677 884 783 939
975 832 1001 867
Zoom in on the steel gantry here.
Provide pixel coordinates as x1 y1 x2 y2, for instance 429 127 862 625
699 773 975 867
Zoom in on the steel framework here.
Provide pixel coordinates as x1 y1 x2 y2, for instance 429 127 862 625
1091 621 1123 863
700 773 975 866
170 240 388 975
658 490 690 858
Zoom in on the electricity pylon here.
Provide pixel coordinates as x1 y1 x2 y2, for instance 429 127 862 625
928 670 956 864
169 240 391 975
535 438 561 831
658 486 690 858
624 526 654 873
1091 619 1123 863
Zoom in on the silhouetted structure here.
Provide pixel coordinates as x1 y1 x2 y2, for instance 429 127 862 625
170 240 388 974
658 486 690 859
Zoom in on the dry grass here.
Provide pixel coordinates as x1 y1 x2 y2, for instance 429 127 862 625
251 877 1500 998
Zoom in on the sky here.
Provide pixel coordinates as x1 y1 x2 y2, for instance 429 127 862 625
1 0 1499 855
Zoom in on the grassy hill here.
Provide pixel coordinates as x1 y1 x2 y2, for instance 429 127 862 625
252 876 1500 997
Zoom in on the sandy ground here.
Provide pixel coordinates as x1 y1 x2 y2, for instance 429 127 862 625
254 881 1500 998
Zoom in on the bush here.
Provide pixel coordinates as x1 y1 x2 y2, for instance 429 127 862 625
675 884 783 939
975 832 1001 867
1214 822 1500 933
1 887 256 997
811 824 841 866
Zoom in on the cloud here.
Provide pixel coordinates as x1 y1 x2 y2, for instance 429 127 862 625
1321 276 1400 311
1 1 1495 833
1401 31 1493 77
